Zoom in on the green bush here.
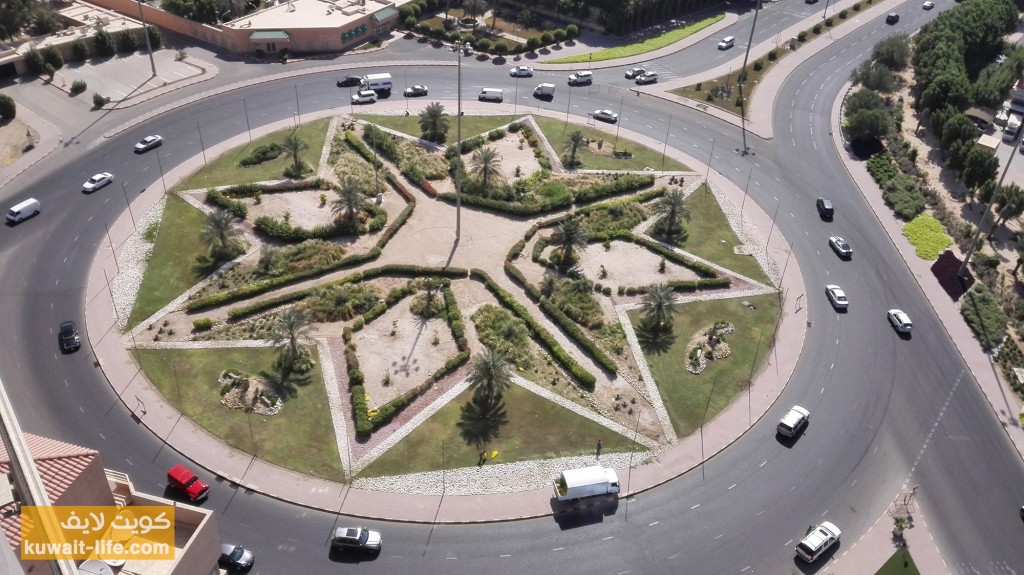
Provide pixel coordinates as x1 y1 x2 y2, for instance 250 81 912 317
824 17 834 27
24 48 45 74
118 29 139 53
205 189 248 219
69 79 87 95
71 38 90 62
0 94 15 120
901 214 951 260
147 25 163 49
881 173 927 220
92 93 110 108
192 318 214 331
42 45 64 70
345 130 383 169
94 29 116 57
239 143 283 167
838 9 849 18
959 284 1008 351
753 59 764 72
853 2 861 10
797 31 808 42
768 49 778 61
812 24 822 34
488 128 506 141
351 385 373 436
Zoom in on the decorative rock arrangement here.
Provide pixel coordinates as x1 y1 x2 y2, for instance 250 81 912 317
218 369 283 416
685 322 735 375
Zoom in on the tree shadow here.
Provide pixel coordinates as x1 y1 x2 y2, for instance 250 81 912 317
635 321 676 355
192 253 223 278
456 393 508 448
261 363 312 400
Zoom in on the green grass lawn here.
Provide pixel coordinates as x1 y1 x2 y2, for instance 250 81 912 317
357 383 639 477
902 213 951 261
875 547 919 574
176 117 331 190
531 116 689 172
631 293 780 437
127 195 211 329
545 14 724 64
681 184 770 284
136 347 344 480
356 114 517 142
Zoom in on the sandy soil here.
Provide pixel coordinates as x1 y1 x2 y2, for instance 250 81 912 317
0 119 38 167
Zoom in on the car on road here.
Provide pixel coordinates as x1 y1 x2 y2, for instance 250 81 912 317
796 521 841 562
337 75 361 87
922 1 934 8
717 36 735 50
509 65 534 77
829 235 852 259
592 109 618 123
888 309 913 333
777 405 809 437
167 464 210 502
83 172 113 192
403 85 428 97
816 196 834 220
351 90 377 104
59 321 80 352
330 527 382 553
219 544 254 571
625 67 646 79
568 71 593 86
826 285 849 310
886 12 900 23
635 71 659 85
134 135 163 153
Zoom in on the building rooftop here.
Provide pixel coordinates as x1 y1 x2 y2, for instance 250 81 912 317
225 0 395 30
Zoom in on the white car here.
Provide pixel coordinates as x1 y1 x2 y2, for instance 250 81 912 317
83 172 113 192
635 71 659 85
796 521 841 562
829 235 853 259
777 405 809 437
403 85 428 97
351 90 377 104
509 65 534 77
624 67 646 79
825 285 849 309
134 135 163 153
888 309 912 333
922 1 935 8
592 109 618 123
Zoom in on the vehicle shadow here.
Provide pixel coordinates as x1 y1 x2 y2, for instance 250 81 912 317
792 541 840 573
327 548 381 564
775 427 808 449
551 496 618 530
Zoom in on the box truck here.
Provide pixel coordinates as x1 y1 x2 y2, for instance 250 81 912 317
534 83 555 99
553 466 620 501
1004 113 1022 141
360 73 392 91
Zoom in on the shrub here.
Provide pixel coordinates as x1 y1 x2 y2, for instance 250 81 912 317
42 45 64 70
812 24 822 34
71 38 89 62
752 60 764 72
205 189 248 219
824 17 834 27
839 9 849 18
959 284 1008 351
70 79 87 95
540 31 553 45
192 318 214 331
147 25 163 49
797 31 808 42
94 29 116 57
488 128 506 141
565 24 579 40
853 2 861 10
477 38 491 51
24 48 45 74
0 94 15 120
526 37 540 52
405 15 417 28
239 143 283 166
767 49 777 61
493 40 508 55
92 93 110 108
118 29 139 53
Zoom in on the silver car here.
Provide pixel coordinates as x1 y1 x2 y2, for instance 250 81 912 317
331 527 382 553
826 285 849 309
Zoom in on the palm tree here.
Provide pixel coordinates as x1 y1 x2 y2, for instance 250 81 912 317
471 146 503 189
467 347 513 404
418 102 450 143
990 183 1024 239
1014 236 1024 276
200 208 243 260
641 283 678 331
563 130 586 168
270 308 313 365
549 218 588 267
280 132 308 174
653 188 691 240
332 176 364 223
463 0 487 23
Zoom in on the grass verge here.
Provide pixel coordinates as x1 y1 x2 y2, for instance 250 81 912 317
127 195 211 329
531 116 689 172
545 14 725 64
902 213 951 260
357 383 638 477
355 113 517 142
176 117 331 190
875 547 919 574
631 293 779 437
136 347 344 480
682 184 770 284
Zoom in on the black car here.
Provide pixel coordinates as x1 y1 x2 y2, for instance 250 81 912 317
816 197 834 220
219 544 254 572
337 75 361 87
59 321 81 352
885 12 899 24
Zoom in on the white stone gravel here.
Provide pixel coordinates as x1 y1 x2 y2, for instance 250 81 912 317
110 197 166 331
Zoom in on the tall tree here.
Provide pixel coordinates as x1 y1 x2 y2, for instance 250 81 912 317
270 309 313 365
418 102 449 143
467 347 513 404
470 146 502 189
641 283 678 331
200 208 243 260
280 132 308 174
653 188 690 241
332 176 364 223
563 130 586 168
1013 236 1024 276
990 183 1024 238
962 146 999 204
549 218 588 266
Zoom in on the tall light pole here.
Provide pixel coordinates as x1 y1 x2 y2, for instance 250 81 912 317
737 0 763 155
454 41 464 242
135 0 156 77
612 97 624 150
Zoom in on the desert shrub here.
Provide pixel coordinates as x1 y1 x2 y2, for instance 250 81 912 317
71 38 89 62
42 45 64 70
205 189 248 219
239 143 283 167
92 93 110 108
0 95 15 120
147 25 163 49
959 284 1008 351
488 128 506 141
192 318 214 331
118 30 139 53
70 79 87 95
753 59 764 72
798 31 808 42
94 29 116 57
24 48 45 74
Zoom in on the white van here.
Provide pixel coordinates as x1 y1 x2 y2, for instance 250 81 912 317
6 198 40 224
718 36 735 50
478 88 503 102
568 70 593 86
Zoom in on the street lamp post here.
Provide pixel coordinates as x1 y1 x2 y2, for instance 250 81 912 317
121 181 136 231
135 0 157 77
454 41 464 242
737 0 763 155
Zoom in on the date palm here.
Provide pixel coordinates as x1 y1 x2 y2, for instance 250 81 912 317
549 218 588 267
463 0 487 21
418 102 449 143
563 130 586 168
200 208 243 260
467 347 513 404
1014 236 1024 276
332 176 364 223
641 283 678 331
270 308 313 365
280 132 308 174
470 145 503 189
653 188 690 241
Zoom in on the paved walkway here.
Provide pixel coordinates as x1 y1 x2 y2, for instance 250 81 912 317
4 2 998 572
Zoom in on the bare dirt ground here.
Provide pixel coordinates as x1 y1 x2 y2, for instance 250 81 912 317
0 119 38 167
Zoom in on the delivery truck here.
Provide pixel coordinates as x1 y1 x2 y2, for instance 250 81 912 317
534 83 555 99
360 73 393 92
553 466 620 501
1004 113 1022 141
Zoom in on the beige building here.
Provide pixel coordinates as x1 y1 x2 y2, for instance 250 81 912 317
0 434 220 575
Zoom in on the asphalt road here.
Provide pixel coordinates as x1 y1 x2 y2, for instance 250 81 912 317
2 0 1024 573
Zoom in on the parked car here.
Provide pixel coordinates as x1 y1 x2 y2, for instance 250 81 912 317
624 67 646 79
888 309 912 333
816 196 834 220
331 527 382 553
635 71 659 85
59 321 81 352
83 172 114 192
337 75 361 87
510 65 534 77
134 135 163 153
826 285 849 310
796 521 841 562
404 85 428 97
592 109 619 123
829 236 852 259
167 464 210 502
219 544 254 571
351 90 377 104
886 12 900 23
777 405 809 437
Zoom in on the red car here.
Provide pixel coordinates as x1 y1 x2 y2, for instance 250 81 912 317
167 464 210 502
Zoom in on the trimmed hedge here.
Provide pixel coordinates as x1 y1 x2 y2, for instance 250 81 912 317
205 189 248 219
192 318 213 331
471 268 596 390
345 130 384 169
444 287 468 349
227 289 311 320
572 174 655 203
253 202 386 242
507 239 526 262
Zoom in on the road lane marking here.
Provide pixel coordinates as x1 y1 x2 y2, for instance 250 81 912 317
691 503 700 509
603 536 614 540
649 521 659 526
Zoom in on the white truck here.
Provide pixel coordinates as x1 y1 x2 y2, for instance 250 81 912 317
1004 113 1022 141
553 466 620 501
534 83 555 99
360 73 392 92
